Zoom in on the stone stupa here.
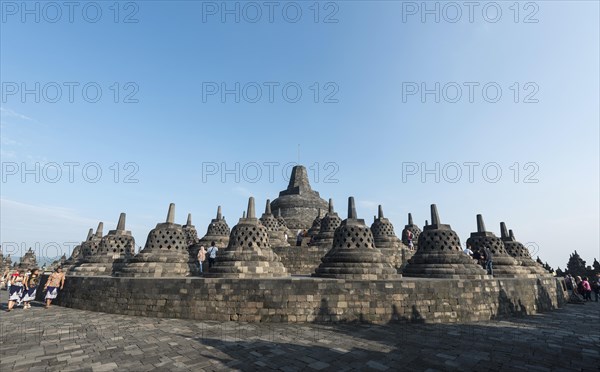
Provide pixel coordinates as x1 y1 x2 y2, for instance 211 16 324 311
401 213 421 250
119 204 197 277
403 205 488 279
313 197 398 280
466 215 531 278
307 209 323 237
63 228 92 272
370 205 412 271
501 223 550 276
271 165 328 232
71 213 135 276
275 208 292 243
205 197 288 278
198 206 230 248
17 247 38 271
79 222 104 261
310 199 341 250
259 200 290 247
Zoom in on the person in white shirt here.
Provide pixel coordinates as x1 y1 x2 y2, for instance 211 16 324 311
207 242 218 268
463 244 474 257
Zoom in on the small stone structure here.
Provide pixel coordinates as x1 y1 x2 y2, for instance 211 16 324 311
313 197 398 280
403 205 488 279
401 213 421 250
259 200 289 247
371 205 413 271
271 165 328 231
71 213 135 276
119 204 197 278
501 223 550 276
205 197 288 278
275 208 292 244
307 209 323 237
310 199 341 250
78 223 104 264
17 247 38 271
198 206 230 248
466 215 531 278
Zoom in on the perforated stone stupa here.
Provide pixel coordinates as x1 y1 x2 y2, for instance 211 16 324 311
17 247 38 271
403 205 488 279
370 205 412 271
466 215 531 278
119 204 197 278
204 197 288 278
313 197 398 280
310 199 342 250
198 206 230 248
402 213 421 250
71 213 135 276
270 165 328 231
500 222 549 276
78 222 104 264
307 209 323 237
275 208 291 243
259 200 289 247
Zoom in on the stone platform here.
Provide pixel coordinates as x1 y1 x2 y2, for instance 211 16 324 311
40 275 567 324
272 246 330 275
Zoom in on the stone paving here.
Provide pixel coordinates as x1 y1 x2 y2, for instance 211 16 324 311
0 291 598 371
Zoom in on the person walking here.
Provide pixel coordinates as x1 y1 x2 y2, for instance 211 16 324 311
22 268 40 310
7 270 24 312
581 277 592 301
207 242 218 269
197 245 206 274
44 267 65 309
483 246 494 276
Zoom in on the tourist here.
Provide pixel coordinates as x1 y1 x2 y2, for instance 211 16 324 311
564 274 574 291
22 268 40 310
44 267 65 309
581 277 592 301
296 230 303 246
592 274 600 302
207 242 218 268
406 230 414 249
7 269 24 312
197 245 206 273
483 246 494 275
463 244 473 257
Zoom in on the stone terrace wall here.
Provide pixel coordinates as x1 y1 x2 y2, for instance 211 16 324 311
48 276 567 324
272 246 329 275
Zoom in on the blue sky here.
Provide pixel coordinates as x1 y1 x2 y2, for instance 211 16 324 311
1 1 598 269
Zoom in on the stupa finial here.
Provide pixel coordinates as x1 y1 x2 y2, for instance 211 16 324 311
425 220 428 226
95 222 104 237
476 214 486 233
247 197 255 219
509 229 515 240
117 213 126 230
348 197 357 219
378 205 384 219
166 203 175 223
500 222 509 239
217 205 222 219
242 211 246 219
265 199 272 214
86 228 94 240
430 204 440 225
328 198 334 213
186 213 192 226
408 213 414 225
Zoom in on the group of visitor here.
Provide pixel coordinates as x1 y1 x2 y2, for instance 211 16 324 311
565 273 600 302
195 241 219 273
1 267 65 312
463 244 494 275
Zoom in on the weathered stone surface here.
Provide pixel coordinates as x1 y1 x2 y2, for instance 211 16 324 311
205 197 289 278
272 245 330 275
371 205 413 272
466 215 531 278
313 197 398 280
310 199 341 250
403 205 489 279
43 275 568 324
501 223 550 276
198 206 230 249
119 204 198 278
307 209 323 237
259 200 290 247
71 213 136 276
67 223 103 274
271 165 328 232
